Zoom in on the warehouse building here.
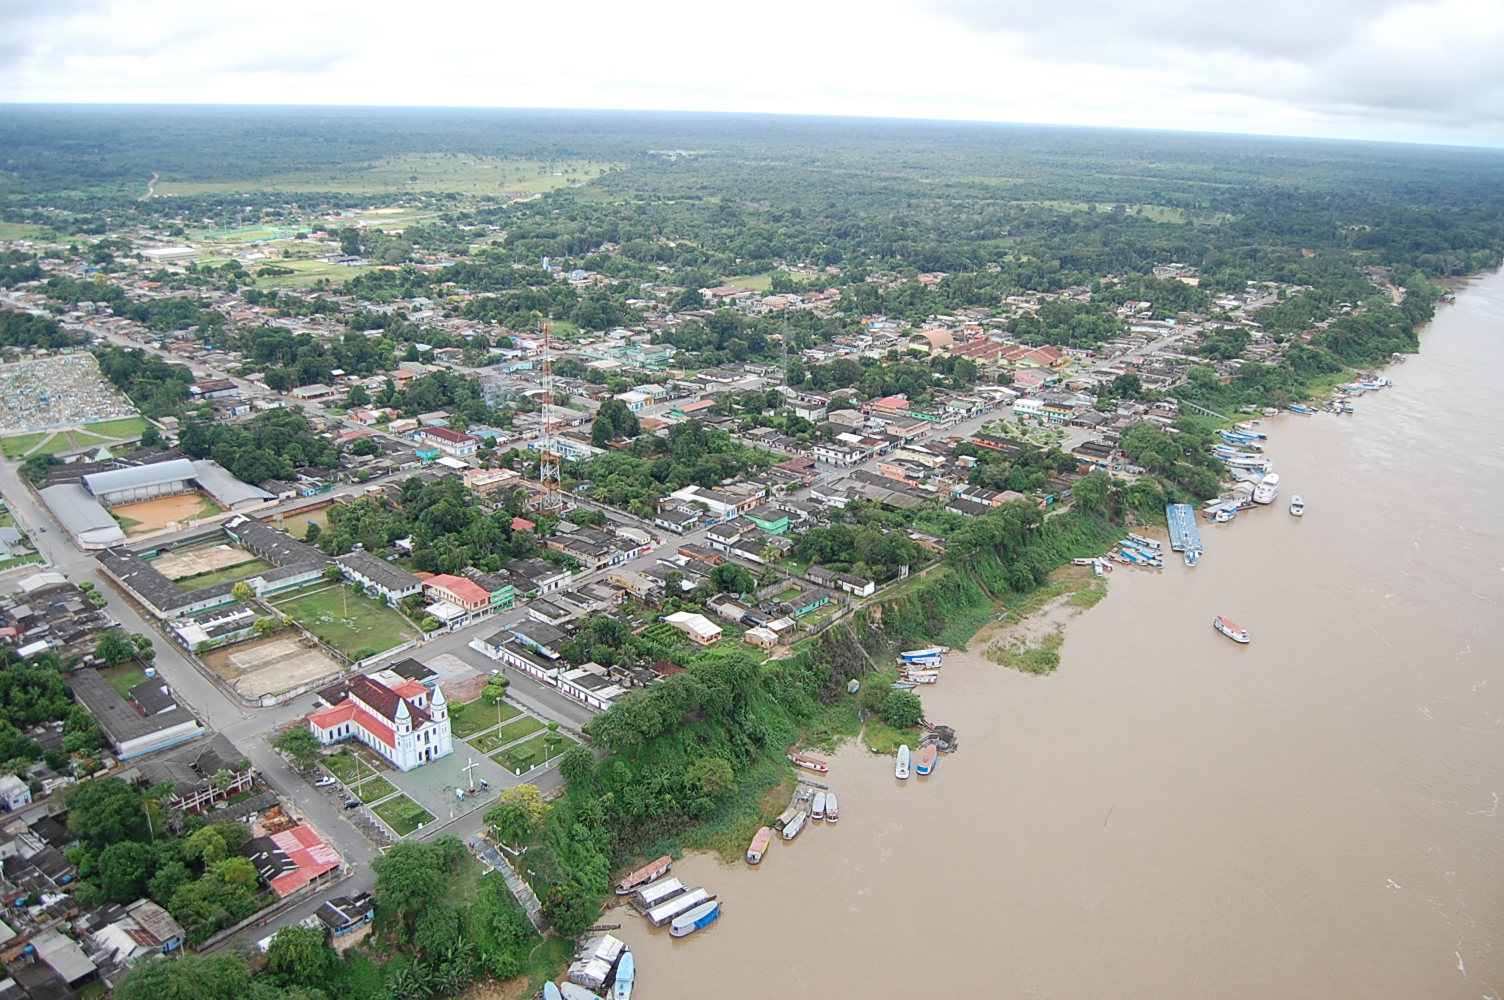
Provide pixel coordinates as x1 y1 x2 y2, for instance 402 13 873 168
82 459 198 507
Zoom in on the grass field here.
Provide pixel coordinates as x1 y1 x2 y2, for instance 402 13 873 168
450 698 521 740
0 222 51 241
249 257 381 289
157 154 616 197
324 751 387 784
1 417 150 459
272 585 419 659
469 714 542 754
354 775 397 803
493 732 575 774
372 795 435 837
100 663 148 699
725 273 774 291
171 558 273 591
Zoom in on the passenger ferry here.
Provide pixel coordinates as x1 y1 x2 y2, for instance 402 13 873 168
1213 616 1251 644
615 855 672 895
786 751 829 773
1252 473 1281 505
746 827 772 864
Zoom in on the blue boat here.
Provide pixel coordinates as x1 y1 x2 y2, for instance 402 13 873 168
899 647 947 662
545 984 563 1000
670 899 721 937
613 951 634 1000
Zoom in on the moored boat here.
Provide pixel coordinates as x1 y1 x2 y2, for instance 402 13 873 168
746 826 772 864
899 647 949 661
1289 495 1305 516
786 751 829 773
561 985 603 1000
901 670 938 684
825 792 839 823
1213 616 1251 644
670 899 721 938
811 791 827 821
633 877 685 911
895 745 911 780
615 855 672 895
1252 472 1281 505
646 888 713 926
781 810 808 840
545 984 563 1000
611 952 634 1000
914 744 938 776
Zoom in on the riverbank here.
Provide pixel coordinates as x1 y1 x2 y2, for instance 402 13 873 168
620 267 1504 999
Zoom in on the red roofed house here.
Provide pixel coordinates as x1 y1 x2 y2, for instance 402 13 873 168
306 674 453 771
424 573 492 612
417 426 478 457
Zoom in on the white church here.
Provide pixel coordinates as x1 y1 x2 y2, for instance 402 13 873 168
306 674 454 771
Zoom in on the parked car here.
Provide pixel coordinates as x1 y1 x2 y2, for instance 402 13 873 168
343 799 360 809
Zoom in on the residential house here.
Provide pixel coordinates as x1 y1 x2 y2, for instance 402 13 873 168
336 549 423 606
417 426 478 457
663 611 723 645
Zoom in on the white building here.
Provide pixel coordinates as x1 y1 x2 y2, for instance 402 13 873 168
307 676 453 771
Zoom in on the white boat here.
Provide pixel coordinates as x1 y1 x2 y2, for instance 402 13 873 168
781 810 808 841
901 670 938 684
1252 472 1281 505
895 745 911 780
562 984 604 1000
633 877 685 910
545 984 564 1000
1213 616 1251 644
670 899 721 938
645 888 713 926
612 952 634 1000
811 791 827 821
825 792 839 823
1289 495 1305 516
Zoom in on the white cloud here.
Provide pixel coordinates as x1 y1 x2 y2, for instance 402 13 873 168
1 0 1500 146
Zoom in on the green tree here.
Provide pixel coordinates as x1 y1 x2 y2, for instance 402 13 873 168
94 630 136 666
350 436 379 457
97 839 156 903
1072 469 1115 515
273 726 322 770
710 562 756 596
485 800 535 848
881 690 924 728
67 778 148 850
113 952 255 1000
230 582 256 604
264 923 338 993
559 744 594 786
683 756 735 798
498 783 547 824
372 838 464 938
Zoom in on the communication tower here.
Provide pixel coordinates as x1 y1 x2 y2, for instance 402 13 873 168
534 321 564 513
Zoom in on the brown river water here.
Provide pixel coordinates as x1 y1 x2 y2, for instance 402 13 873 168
620 271 1504 999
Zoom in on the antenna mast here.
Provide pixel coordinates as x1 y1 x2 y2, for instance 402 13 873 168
535 320 564 513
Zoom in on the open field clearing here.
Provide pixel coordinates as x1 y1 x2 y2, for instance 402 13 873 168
156 154 615 197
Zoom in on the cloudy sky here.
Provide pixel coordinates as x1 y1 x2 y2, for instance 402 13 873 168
3 0 1502 146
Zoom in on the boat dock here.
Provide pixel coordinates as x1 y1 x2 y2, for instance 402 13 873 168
1166 504 1203 566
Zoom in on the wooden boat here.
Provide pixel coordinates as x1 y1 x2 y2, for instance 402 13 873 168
781 809 808 840
914 744 938 776
825 791 839 823
811 791 826 821
787 751 829 773
890 680 918 690
562 984 603 1000
611 951 634 1000
746 826 772 864
614 855 672 895
1213 616 1251 644
670 899 721 938
895 745 911 780
901 670 938 684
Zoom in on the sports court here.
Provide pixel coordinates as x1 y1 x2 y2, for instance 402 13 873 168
202 634 343 699
111 493 221 535
151 542 262 580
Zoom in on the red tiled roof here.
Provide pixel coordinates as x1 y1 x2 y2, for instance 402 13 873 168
267 825 340 896
421 426 476 444
426 573 491 606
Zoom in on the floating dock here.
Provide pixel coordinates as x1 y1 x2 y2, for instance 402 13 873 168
1166 504 1203 566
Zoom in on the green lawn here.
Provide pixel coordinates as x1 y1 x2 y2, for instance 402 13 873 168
323 750 387 784
354 775 397 803
159 154 616 197
725 273 774 291
272 585 419 659
169 557 272 591
450 698 521 739
492 716 543 747
0 555 42 571
372 795 435 837
100 663 148 699
493 732 575 774
0 418 150 459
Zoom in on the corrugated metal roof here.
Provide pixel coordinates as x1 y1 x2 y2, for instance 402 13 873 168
190 460 273 507
38 484 126 544
83 458 197 496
